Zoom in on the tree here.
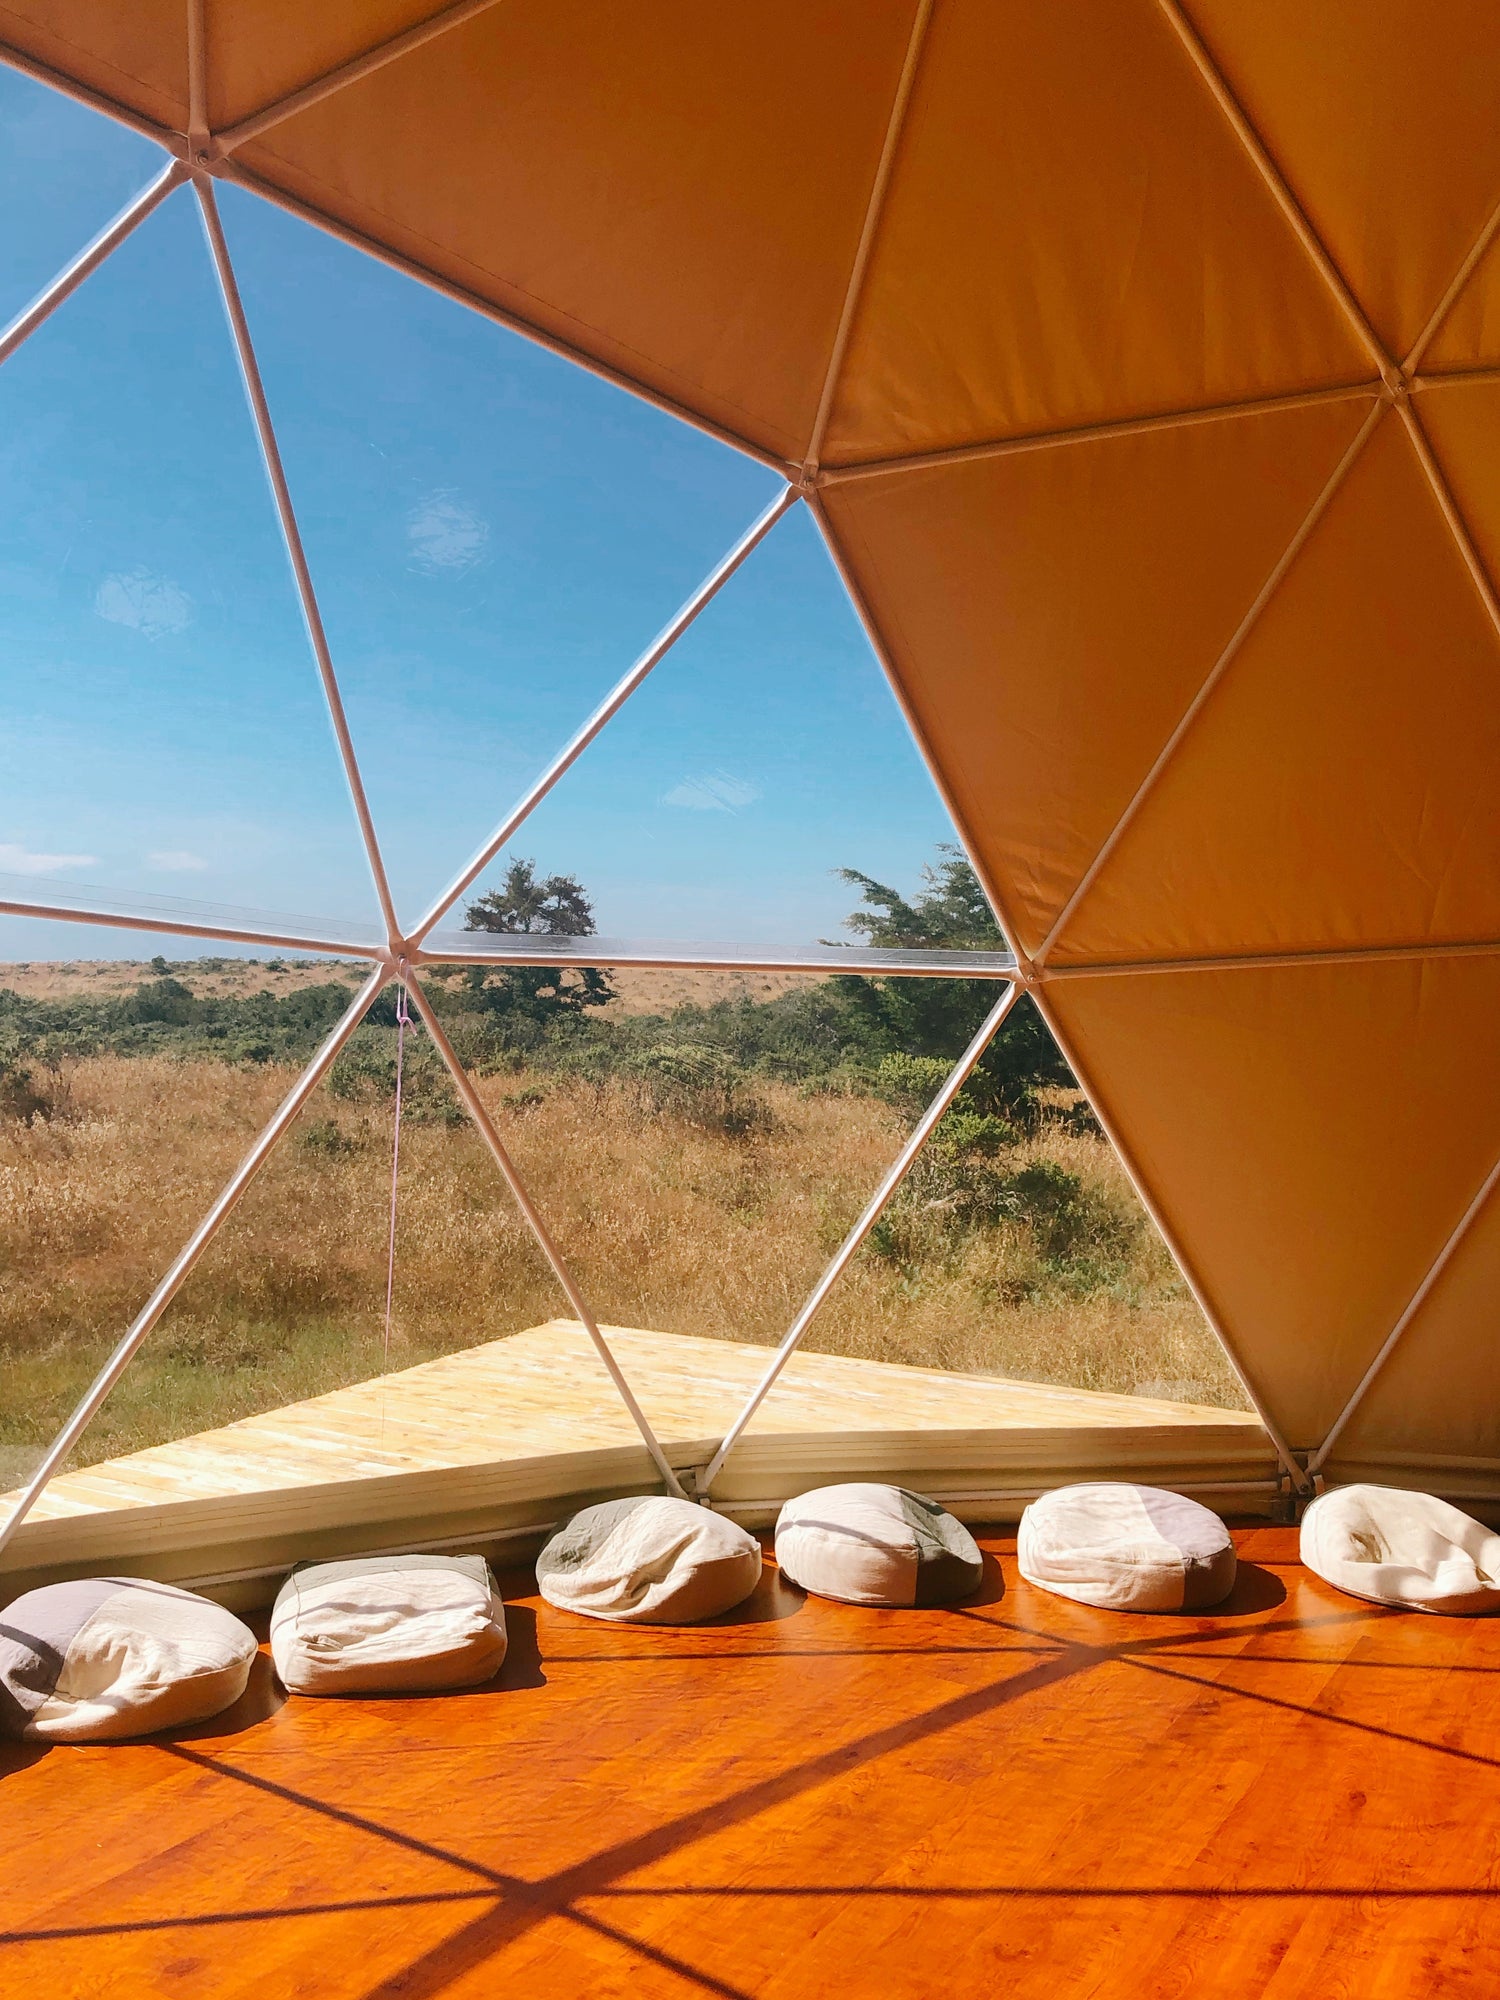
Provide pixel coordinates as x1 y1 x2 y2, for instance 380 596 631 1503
836 845 1075 1120
462 858 615 1029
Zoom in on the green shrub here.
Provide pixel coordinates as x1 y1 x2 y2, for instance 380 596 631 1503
929 1108 1017 1158
629 1043 774 1138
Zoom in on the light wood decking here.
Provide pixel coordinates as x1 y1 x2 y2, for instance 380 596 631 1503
1 1322 1272 1602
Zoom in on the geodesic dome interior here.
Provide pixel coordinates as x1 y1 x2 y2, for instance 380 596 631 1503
4 0 1500 1505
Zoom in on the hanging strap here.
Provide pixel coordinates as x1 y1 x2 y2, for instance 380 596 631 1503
382 969 411 1371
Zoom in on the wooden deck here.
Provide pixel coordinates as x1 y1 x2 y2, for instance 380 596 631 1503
3 1524 1494 1998
2 1323 1272 1601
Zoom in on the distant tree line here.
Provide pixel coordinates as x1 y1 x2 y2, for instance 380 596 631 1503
0 851 1084 1136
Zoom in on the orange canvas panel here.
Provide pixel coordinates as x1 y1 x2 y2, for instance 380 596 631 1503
233 0 916 464
1421 234 1500 372
1044 955 1500 1447
1336 1181 1500 1468
823 396 1372 958
1052 410 1500 965
1415 378 1500 580
204 1 438 133
1185 0 1500 367
821 0 1366 466
0 0 184 131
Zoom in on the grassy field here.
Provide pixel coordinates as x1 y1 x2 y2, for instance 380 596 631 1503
0 1050 1244 1478
0 956 810 1015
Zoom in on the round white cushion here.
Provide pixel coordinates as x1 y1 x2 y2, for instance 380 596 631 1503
271 1553 508 1694
0 1577 257 1741
537 1496 762 1624
1019 1483 1237 1612
1300 1484 1500 1614
775 1484 983 1607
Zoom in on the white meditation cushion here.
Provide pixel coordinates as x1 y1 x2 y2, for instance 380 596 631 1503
775 1484 984 1607
1300 1484 1500 1615
536 1496 762 1624
0 1577 257 1742
1019 1482 1237 1612
271 1553 507 1694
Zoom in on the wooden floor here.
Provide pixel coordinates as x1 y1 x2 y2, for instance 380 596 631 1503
5 1524 1496 1999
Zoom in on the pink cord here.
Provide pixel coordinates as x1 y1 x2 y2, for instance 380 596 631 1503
382 974 411 1372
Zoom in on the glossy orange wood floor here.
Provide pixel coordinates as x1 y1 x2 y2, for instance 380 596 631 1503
4 1525 1497 1999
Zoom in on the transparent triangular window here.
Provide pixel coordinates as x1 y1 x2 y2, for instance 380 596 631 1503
213 184 784 934
0 179 377 956
0 66 163 331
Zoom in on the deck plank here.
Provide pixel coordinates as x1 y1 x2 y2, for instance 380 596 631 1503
12 1320 1261 1522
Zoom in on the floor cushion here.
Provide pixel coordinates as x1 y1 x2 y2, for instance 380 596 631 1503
0 1577 257 1742
271 1553 507 1694
1018 1483 1237 1612
1300 1484 1500 1615
537 1496 762 1624
775 1484 983 1607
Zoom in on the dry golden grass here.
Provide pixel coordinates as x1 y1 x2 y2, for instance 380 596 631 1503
0 1055 1243 1473
0 957 361 1001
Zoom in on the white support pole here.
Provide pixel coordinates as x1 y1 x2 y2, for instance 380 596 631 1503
186 0 208 153
1026 978 1311 1493
416 936 1017 980
817 381 1382 488
0 889 380 960
1031 398 1386 968
0 159 187 368
697 981 1021 1497
1044 937 1500 982
410 484 798 942
1310 1148 1500 1477
194 177 404 951
211 0 508 156
1154 0 1396 388
402 971 688 1499
0 965 388 1560
808 494 1029 978
0 40 179 150
803 0 931 475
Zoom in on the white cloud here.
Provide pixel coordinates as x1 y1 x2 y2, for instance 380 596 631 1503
406 492 489 574
661 771 762 813
148 849 209 872
0 842 95 875
95 567 192 639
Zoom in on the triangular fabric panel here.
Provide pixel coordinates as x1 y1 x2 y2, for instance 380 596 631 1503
0 0 184 129
822 0 1365 464
1415 378 1500 585
1421 231 1500 372
203 2 439 132
1335 1176 1500 1470
1185 0 1500 365
1044 954 1500 1447
232 0 918 463
821 395 1371 959
1052 410 1500 965
0 189 376 927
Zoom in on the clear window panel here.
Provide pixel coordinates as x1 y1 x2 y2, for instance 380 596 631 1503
0 946 376 1487
215 185 783 934
0 68 163 329
455 501 964 946
0 184 378 952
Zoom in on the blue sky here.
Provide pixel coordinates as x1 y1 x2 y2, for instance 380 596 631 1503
0 66 961 961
